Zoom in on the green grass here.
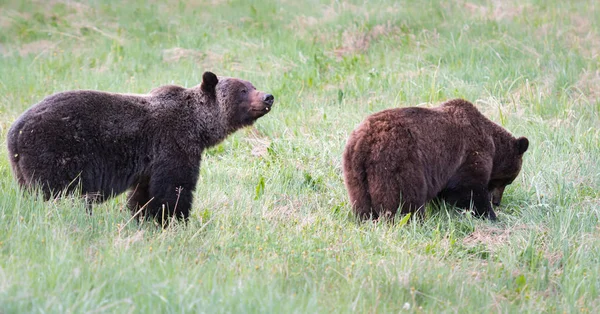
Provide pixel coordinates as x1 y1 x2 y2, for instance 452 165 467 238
1 0 599 312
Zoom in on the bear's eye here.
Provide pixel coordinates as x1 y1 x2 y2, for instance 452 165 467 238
241 89 248 95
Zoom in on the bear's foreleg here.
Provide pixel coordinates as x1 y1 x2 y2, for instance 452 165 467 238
127 176 151 220
440 184 497 220
147 160 200 225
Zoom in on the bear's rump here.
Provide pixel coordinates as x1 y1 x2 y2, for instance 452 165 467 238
362 123 427 213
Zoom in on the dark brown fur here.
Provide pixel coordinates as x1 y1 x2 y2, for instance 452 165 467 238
7 71 274 224
342 99 528 221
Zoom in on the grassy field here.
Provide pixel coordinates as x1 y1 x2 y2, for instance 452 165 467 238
0 0 599 312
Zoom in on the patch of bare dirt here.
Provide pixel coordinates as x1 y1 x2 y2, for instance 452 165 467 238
462 224 530 250
462 224 563 265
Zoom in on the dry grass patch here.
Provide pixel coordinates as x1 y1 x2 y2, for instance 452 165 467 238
162 47 204 63
536 12 600 59
262 198 315 232
503 76 555 105
2 0 121 57
461 0 531 21
43 0 121 43
474 97 528 122
567 13 600 58
245 129 271 158
17 39 56 56
262 202 299 223
575 69 600 103
288 2 364 39
114 230 145 250
0 8 14 29
0 8 31 29
162 47 226 70
333 23 400 59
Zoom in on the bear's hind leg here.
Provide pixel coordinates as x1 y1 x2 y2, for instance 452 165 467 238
343 131 375 220
398 186 428 221
368 171 428 221
367 176 406 220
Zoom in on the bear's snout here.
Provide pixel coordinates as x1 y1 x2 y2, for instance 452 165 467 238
263 94 274 106
250 92 274 115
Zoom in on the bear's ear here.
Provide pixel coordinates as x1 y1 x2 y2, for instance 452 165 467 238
201 71 218 94
516 137 529 155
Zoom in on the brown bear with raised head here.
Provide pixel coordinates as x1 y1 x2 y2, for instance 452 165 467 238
7 71 274 223
342 98 528 221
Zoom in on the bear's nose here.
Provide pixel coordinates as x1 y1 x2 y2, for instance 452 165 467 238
263 94 274 106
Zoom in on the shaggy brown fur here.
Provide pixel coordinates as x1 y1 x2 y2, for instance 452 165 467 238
7 71 274 224
342 99 528 221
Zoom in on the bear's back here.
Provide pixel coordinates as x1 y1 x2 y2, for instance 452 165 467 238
19 90 152 136
9 90 155 167
364 105 457 138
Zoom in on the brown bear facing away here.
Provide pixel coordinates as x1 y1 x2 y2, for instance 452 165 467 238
342 99 528 221
7 71 274 224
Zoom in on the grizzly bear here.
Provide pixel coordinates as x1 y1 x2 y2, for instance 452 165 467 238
7 71 274 223
342 99 528 221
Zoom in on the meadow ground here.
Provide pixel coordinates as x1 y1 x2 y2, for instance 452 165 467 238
0 0 599 312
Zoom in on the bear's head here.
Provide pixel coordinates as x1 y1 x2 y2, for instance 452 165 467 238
488 136 529 206
200 71 274 132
